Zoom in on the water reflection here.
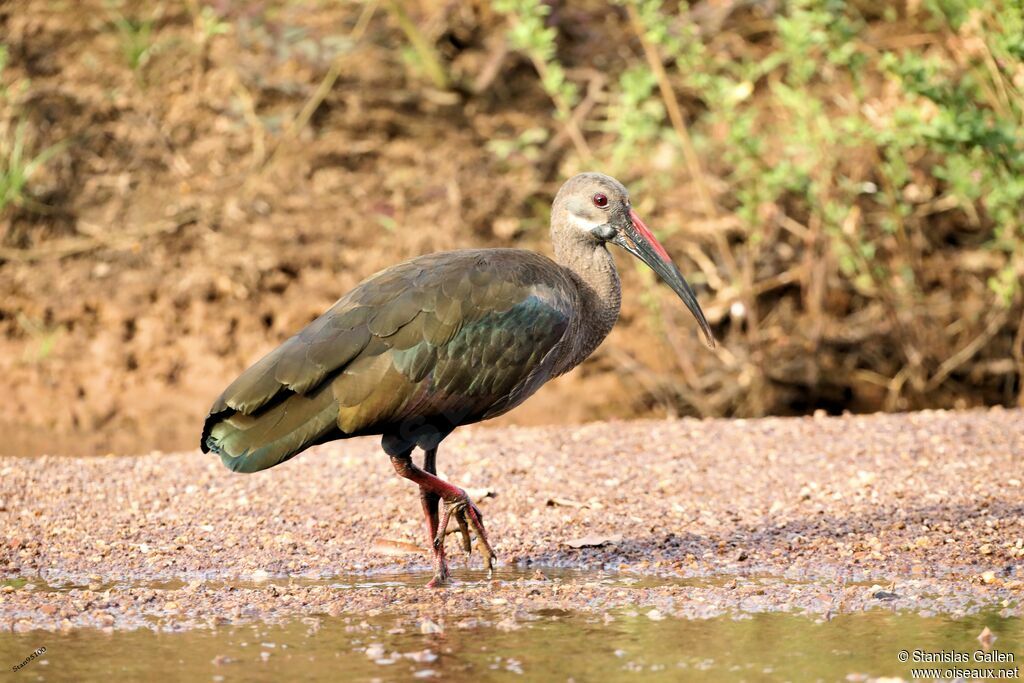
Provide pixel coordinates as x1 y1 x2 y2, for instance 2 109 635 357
3 605 1020 682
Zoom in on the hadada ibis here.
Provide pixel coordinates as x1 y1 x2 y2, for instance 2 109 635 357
202 172 715 586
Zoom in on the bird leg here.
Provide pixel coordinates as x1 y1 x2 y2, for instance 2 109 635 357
417 448 448 586
390 449 496 587
422 449 472 553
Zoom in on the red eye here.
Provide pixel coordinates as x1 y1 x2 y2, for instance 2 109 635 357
593 193 608 207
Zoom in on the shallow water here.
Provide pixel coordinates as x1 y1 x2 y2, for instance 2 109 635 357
0 567 728 596
0 566 874 593
2 569 1021 681
4 607 1021 682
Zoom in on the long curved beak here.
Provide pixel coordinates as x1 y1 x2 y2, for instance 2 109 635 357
612 209 716 348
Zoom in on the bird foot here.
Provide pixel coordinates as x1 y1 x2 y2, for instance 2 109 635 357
426 565 450 588
435 490 496 575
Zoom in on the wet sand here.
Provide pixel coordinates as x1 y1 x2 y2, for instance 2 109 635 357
2 408 1023 632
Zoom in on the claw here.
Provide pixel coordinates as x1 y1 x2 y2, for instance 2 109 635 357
433 490 497 574
462 500 496 575
455 512 473 554
440 512 473 554
434 500 458 548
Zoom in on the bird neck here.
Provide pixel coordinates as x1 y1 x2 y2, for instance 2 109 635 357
553 235 622 371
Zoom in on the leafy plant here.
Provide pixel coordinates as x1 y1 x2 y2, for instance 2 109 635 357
196 5 231 43
386 0 450 89
486 127 549 162
16 313 64 363
109 10 157 73
495 0 578 112
0 120 67 215
606 66 664 170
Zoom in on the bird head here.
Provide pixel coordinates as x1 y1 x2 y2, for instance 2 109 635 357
553 172 715 348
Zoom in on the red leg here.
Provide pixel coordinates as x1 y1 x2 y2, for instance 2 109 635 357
418 448 447 586
390 449 495 586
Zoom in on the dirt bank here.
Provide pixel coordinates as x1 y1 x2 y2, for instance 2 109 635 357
1 409 1022 631
3 1 1023 458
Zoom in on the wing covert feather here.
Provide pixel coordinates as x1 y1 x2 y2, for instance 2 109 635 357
203 249 577 463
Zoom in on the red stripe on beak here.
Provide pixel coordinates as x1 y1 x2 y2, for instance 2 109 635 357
629 209 671 262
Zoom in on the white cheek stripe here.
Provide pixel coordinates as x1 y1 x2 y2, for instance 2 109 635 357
567 212 605 233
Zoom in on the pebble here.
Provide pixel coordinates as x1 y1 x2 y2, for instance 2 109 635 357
1 411 1022 631
419 619 443 634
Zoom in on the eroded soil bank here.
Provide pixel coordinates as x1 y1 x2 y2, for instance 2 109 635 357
5 1 1023 460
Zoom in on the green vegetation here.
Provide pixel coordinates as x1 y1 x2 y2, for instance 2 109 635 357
1 0 1020 422
15 313 64 363
496 0 580 113
0 46 66 217
492 0 1024 411
194 4 231 44
109 10 158 73
497 0 1022 294
386 0 450 90
0 119 66 215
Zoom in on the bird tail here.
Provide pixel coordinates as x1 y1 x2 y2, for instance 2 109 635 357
202 385 341 473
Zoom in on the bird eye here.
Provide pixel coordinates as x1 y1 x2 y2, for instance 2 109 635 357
593 193 608 208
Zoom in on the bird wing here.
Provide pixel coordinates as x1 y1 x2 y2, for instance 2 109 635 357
202 249 575 471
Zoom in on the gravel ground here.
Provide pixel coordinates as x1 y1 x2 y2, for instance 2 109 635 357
2 408 1023 632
